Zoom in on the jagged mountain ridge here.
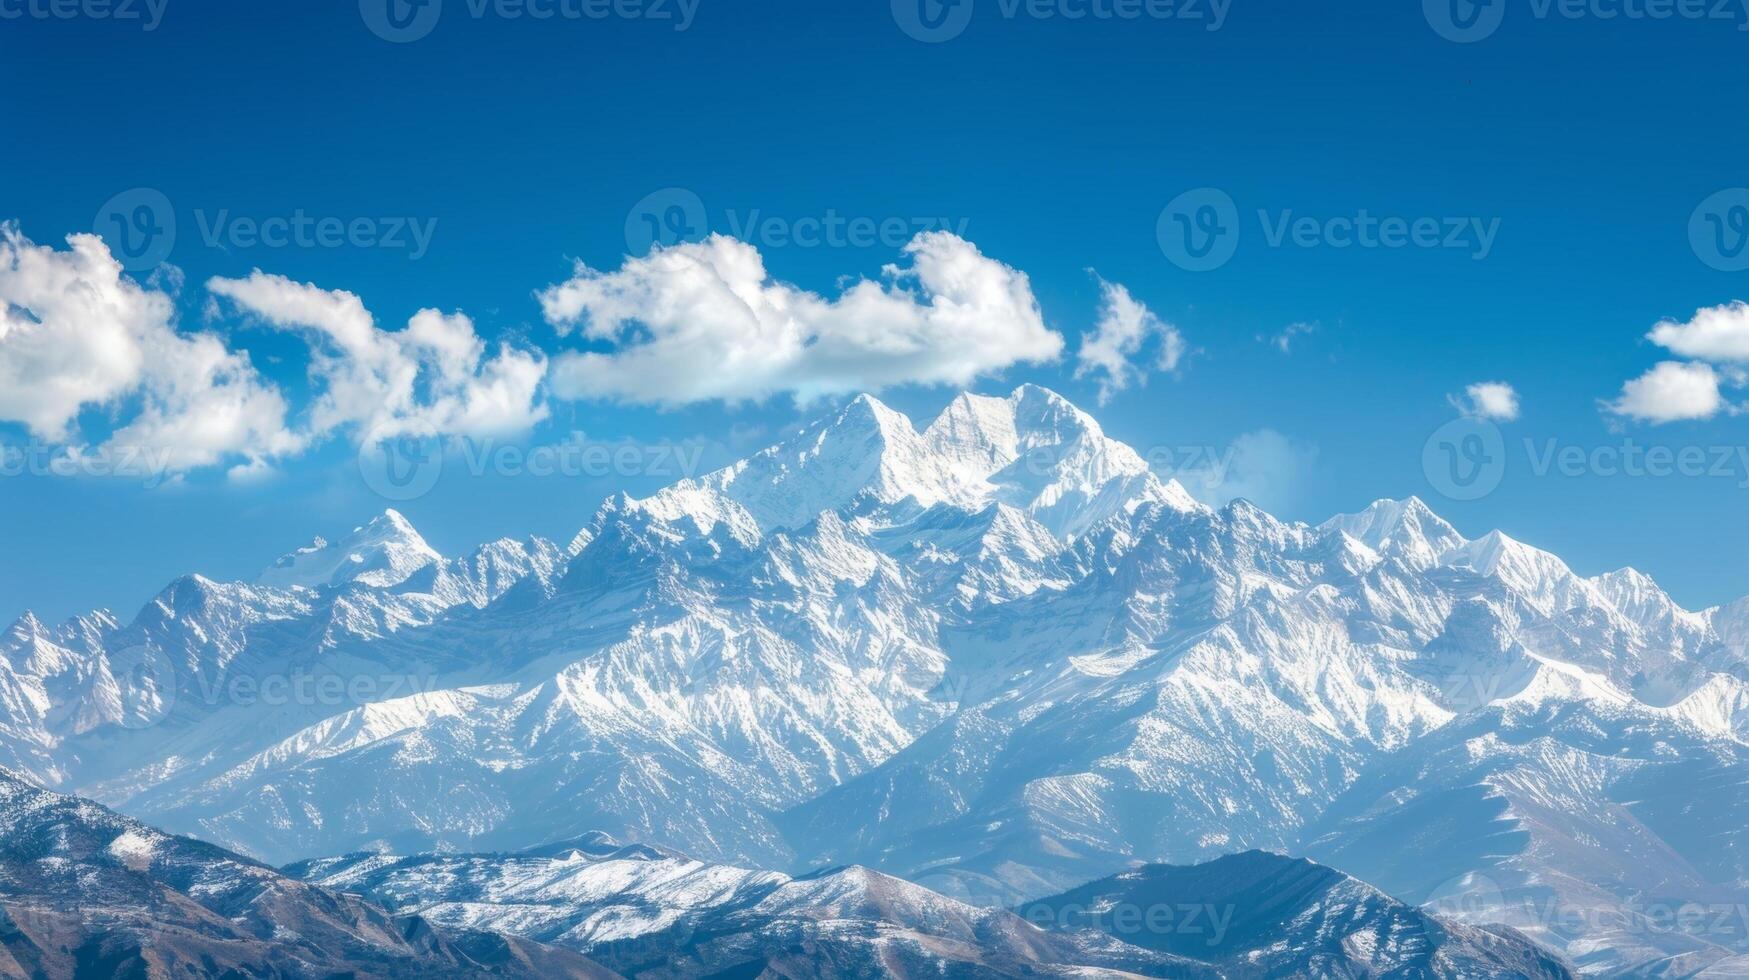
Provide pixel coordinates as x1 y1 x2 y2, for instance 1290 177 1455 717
1 384 1746 975
289 832 1569 978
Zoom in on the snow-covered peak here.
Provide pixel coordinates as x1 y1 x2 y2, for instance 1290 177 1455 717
258 509 441 591
1437 529 1594 620
923 391 1023 476
4 611 44 641
4 609 117 675
623 385 1196 540
1590 566 1699 631
923 384 1132 482
1445 529 1565 581
632 393 960 534
1712 593 1749 655
54 609 119 654
1008 381 1105 437
1320 497 1466 569
1 612 62 674
947 384 1201 535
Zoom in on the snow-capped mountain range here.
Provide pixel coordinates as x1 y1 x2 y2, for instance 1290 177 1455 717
2 384 1746 975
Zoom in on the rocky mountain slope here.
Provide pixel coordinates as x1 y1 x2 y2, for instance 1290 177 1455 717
0 767 614 979
1018 850 1571 978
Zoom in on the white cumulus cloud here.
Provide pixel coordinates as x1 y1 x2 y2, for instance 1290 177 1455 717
1606 361 1726 423
0 226 297 474
1647 301 1749 362
537 232 1063 407
1074 277 1186 404
1454 381 1520 421
1606 301 1749 424
208 272 549 443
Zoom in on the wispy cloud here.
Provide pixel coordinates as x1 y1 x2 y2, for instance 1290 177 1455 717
1073 276 1186 404
1171 429 1320 515
209 271 548 444
1258 321 1316 354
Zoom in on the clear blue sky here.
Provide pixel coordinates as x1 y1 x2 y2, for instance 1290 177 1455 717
2 0 1747 623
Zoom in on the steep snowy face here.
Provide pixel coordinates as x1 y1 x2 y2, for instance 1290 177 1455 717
259 509 443 590
923 384 1201 537
1317 495 1465 571
646 392 958 534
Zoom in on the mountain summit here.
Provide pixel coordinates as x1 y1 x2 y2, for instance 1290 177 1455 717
643 384 1199 539
259 509 442 590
